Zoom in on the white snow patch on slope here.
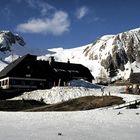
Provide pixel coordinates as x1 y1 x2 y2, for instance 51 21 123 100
12 86 102 104
38 44 91 63
0 61 7 71
131 61 140 73
100 34 114 40
4 54 19 63
48 47 64 53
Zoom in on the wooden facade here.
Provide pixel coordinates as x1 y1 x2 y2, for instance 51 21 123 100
0 54 94 90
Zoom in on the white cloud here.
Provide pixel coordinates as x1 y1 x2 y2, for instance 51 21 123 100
39 2 55 16
25 0 55 16
3 7 11 16
93 17 105 22
25 0 36 8
1 6 14 20
76 6 89 19
16 11 70 35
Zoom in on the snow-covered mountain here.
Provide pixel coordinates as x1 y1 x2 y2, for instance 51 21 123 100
0 31 25 52
1 28 140 83
83 28 140 82
38 28 140 83
0 31 49 70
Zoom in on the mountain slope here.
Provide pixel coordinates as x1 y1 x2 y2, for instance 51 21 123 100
0 31 25 52
0 28 140 83
83 28 140 82
38 28 140 83
0 31 49 68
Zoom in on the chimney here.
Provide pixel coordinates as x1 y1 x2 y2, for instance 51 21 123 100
49 56 55 65
67 59 70 64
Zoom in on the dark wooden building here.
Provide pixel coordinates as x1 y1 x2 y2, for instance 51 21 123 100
0 54 94 90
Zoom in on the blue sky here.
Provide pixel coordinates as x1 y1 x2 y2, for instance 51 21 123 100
0 0 140 49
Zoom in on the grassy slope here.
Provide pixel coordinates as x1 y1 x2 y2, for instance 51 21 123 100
25 95 125 111
0 96 125 111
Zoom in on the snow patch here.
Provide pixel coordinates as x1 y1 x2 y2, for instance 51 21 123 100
12 86 102 104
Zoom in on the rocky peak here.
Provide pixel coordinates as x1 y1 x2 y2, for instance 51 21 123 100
0 31 26 52
83 28 140 82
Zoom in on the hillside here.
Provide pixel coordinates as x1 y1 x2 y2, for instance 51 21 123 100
38 28 140 83
0 28 140 83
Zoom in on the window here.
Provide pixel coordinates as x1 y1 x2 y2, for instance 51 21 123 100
2 81 4 86
26 74 31 77
5 80 8 85
11 80 16 85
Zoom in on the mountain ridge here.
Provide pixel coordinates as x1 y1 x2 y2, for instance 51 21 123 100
1 28 140 83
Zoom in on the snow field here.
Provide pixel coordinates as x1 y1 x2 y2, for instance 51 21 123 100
0 109 140 140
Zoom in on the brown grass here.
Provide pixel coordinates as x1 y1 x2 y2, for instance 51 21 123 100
0 100 46 111
25 95 125 112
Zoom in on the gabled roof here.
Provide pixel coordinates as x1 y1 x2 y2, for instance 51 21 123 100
51 61 94 79
0 54 36 78
51 62 80 71
0 54 94 81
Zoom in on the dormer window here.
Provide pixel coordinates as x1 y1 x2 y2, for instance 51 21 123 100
27 66 30 69
49 56 55 65
26 74 31 77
